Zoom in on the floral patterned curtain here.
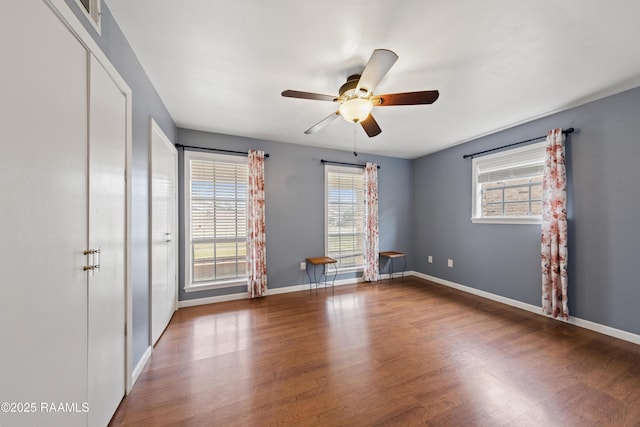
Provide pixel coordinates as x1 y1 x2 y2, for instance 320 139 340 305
247 150 267 298
541 128 568 319
363 163 379 282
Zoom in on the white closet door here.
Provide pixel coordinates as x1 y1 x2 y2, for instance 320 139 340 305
151 122 178 345
87 54 126 427
0 1 89 426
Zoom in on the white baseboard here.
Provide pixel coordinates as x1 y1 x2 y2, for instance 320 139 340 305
178 292 247 308
266 284 307 295
413 272 541 314
566 315 640 346
130 345 152 393
268 277 361 295
178 276 365 308
412 271 640 346
379 271 412 281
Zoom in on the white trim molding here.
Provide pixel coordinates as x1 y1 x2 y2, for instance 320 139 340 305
131 346 152 387
178 275 365 308
412 272 640 346
413 272 541 314
179 292 247 308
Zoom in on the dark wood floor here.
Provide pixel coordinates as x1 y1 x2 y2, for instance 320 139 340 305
109 277 640 426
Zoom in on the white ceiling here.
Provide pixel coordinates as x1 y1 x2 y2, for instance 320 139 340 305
105 0 640 159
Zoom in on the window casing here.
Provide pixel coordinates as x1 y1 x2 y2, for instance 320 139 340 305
471 141 545 224
325 165 365 271
74 0 101 33
184 151 248 291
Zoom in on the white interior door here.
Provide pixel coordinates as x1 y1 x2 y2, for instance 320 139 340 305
0 2 89 426
88 54 127 427
151 120 178 345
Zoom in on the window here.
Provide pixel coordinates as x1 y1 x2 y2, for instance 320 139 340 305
325 165 365 270
471 141 545 224
184 151 248 291
74 0 101 32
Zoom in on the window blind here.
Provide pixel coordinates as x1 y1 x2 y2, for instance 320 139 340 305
190 157 248 284
326 167 365 269
478 164 545 183
475 142 545 183
471 140 546 223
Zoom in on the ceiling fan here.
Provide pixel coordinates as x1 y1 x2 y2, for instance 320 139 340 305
281 49 439 137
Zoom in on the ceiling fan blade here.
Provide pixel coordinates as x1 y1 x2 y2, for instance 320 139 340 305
304 111 340 134
355 49 399 96
371 90 440 106
360 114 382 137
282 90 337 102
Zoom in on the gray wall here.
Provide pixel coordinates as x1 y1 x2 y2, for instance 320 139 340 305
58 1 640 365
62 1 177 368
177 129 414 301
412 86 640 336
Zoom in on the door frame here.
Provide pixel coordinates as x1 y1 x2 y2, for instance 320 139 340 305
149 118 179 346
46 0 135 393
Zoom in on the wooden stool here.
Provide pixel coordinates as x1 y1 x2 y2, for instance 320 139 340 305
305 257 337 294
379 251 406 280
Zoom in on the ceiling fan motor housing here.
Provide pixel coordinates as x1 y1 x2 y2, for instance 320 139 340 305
339 74 368 99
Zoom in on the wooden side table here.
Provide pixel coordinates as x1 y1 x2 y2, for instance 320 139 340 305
379 251 407 280
306 256 337 295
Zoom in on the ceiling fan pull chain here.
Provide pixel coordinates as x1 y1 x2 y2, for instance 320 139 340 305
353 125 358 157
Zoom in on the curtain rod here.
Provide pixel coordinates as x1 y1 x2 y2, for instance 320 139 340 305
175 144 270 158
321 159 380 169
462 127 575 159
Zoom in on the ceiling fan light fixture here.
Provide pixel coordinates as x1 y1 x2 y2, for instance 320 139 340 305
339 98 373 123
281 48 439 136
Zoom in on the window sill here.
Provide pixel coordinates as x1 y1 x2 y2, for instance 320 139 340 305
185 278 247 293
471 217 541 225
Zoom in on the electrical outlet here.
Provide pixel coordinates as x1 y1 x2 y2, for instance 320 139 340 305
447 259 453 268
299 261 306 270
428 256 433 263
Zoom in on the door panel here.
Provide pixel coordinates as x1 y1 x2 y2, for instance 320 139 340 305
88 54 126 427
0 2 89 426
151 122 178 345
